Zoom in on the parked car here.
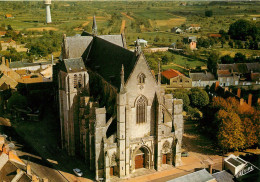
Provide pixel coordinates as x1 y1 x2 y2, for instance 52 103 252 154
73 168 83 177
181 151 189 157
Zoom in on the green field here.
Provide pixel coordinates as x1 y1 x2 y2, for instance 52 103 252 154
0 1 259 66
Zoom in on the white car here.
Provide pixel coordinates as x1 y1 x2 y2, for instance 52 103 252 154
73 168 83 177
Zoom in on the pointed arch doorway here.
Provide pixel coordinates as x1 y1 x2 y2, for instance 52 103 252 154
134 146 150 169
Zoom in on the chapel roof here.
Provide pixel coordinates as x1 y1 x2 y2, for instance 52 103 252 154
86 36 137 90
62 57 86 73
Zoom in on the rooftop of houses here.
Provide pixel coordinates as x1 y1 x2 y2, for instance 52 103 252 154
212 170 234 182
208 34 222 38
189 71 216 81
167 169 216 182
161 69 183 80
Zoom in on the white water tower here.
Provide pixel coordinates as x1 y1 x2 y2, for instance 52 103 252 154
44 0 52 24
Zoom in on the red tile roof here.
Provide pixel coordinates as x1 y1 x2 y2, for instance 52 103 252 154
217 70 231 75
0 31 6 36
209 34 221 38
161 69 183 79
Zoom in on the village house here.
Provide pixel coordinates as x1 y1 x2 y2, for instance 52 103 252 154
0 57 21 90
161 69 192 89
0 135 47 181
0 38 17 51
5 14 14 19
186 24 201 32
134 38 148 47
189 71 217 88
183 36 197 50
56 16 184 181
171 27 183 34
217 63 260 86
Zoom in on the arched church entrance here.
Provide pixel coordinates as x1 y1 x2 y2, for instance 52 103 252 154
134 146 150 169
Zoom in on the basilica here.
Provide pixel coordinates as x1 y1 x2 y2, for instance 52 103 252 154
56 16 184 181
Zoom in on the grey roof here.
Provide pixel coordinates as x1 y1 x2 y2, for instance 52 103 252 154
189 72 216 81
218 63 260 74
245 63 260 72
189 36 197 42
167 169 215 182
62 57 86 73
65 36 93 58
98 35 124 47
212 171 234 182
9 61 51 69
86 36 137 90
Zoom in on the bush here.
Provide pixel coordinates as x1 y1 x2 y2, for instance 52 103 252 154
7 92 27 110
190 88 209 108
187 106 201 118
172 92 190 111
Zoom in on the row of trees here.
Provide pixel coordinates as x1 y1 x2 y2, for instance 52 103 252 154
202 96 259 151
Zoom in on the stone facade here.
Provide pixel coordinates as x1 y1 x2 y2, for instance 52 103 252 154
57 18 184 182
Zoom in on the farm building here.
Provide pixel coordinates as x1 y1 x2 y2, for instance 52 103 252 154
161 69 192 89
189 71 217 88
5 14 14 18
134 39 148 47
171 27 183 34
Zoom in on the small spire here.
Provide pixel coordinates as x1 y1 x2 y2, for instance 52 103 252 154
158 59 161 85
92 15 97 36
120 64 125 91
135 39 141 56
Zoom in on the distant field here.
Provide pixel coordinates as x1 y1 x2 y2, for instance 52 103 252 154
27 27 58 31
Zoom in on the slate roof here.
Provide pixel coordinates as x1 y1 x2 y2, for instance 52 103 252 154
189 72 216 81
62 57 86 73
65 36 93 58
246 63 260 72
218 63 260 74
161 69 183 79
167 169 215 182
9 61 51 69
86 36 137 90
98 35 124 47
212 171 234 182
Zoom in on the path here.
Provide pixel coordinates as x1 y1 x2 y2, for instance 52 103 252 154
120 19 126 34
169 62 189 71
121 12 134 21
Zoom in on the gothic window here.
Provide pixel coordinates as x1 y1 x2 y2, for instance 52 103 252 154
138 73 146 84
78 74 82 88
136 96 147 124
73 74 77 88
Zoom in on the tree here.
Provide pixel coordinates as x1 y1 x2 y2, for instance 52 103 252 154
228 19 258 41
7 92 27 110
207 51 219 76
172 92 190 111
205 10 213 17
234 53 246 63
190 88 209 108
7 24 13 31
241 117 258 148
217 110 245 151
221 55 234 64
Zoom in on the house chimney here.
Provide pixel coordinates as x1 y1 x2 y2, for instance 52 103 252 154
32 175 39 182
16 168 21 174
237 88 241 98
209 164 213 174
6 59 9 68
215 81 219 90
230 88 232 93
2 57 5 65
224 87 229 92
257 98 260 105
27 164 31 176
240 98 244 106
248 94 252 106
